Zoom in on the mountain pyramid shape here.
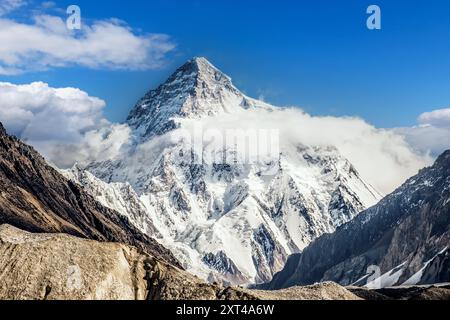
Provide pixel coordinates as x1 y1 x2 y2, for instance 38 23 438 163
67 58 382 285
126 57 262 140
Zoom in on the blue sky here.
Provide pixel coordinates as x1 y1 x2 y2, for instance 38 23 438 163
2 0 450 128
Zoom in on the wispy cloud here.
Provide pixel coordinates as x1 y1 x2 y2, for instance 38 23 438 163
0 0 26 16
0 13 176 74
176 108 431 194
418 108 450 128
393 108 450 157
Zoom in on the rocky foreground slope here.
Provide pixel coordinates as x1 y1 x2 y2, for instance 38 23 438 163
0 224 360 300
2 224 449 300
262 151 450 290
0 225 450 300
0 122 179 268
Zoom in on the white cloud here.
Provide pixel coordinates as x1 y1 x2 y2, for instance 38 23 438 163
40 1 56 9
0 14 175 74
393 125 450 157
0 81 104 137
41 123 132 168
393 108 450 158
177 108 431 195
0 81 131 167
0 0 26 16
418 108 450 128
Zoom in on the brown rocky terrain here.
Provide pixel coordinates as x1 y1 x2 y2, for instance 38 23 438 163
1 223 447 300
0 224 361 300
0 122 180 268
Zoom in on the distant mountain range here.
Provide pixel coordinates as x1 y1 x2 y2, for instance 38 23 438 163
261 150 450 290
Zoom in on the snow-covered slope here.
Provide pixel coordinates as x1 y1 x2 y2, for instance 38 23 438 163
126 57 271 140
66 57 382 285
61 165 160 237
262 150 450 290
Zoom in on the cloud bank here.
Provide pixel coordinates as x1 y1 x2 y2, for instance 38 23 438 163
393 108 450 158
0 14 175 74
0 0 26 16
0 81 131 167
177 108 431 195
0 81 440 194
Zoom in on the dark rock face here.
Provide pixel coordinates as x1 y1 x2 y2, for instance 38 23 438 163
0 123 6 136
263 151 450 289
202 251 239 275
252 224 289 283
202 251 246 284
0 122 181 268
420 248 450 284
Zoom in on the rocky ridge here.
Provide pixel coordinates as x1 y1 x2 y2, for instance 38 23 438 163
0 122 180 268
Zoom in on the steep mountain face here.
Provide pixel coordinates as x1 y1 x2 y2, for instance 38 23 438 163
263 151 450 290
0 122 180 268
126 57 262 140
61 165 160 238
71 57 382 285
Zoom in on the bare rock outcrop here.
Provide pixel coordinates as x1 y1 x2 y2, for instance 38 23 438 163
0 224 148 300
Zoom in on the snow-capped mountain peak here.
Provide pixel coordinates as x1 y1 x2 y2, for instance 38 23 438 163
126 57 252 140
71 57 383 286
